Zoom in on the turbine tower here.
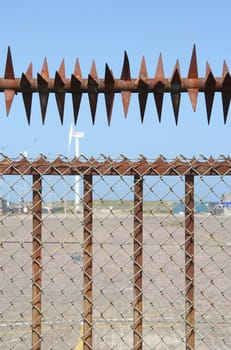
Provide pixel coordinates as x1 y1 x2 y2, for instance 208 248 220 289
68 125 84 212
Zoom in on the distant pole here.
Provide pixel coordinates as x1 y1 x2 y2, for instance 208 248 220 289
68 126 84 212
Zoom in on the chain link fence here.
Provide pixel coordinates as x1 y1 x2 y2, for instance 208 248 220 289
1 154 231 349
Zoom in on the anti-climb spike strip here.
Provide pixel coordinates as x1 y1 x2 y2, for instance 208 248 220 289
1 46 231 124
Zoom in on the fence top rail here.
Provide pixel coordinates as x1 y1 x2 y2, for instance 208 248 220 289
0 155 231 176
1 46 231 125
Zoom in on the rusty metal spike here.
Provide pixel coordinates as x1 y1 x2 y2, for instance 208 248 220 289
222 61 231 124
21 63 33 124
104 64 115 125
41 58 49 79
54 60 66 124
222 60 229 77
138 93 148 123
5 46 15 79
26 62 32 79
138 56 148 122
187 45 199 112
205 62 216 124
38 58 49 124
4 90 15 116
139 56 148 80
188 45 198 79
57 59 65 80
155 53 164 79
74 58 82 79
71 74 82 125
90 60 98 79
121 51 131 80
121 51 131 118
4 47 15 115
88 74 98 124
171 60 181 125
154 54 165 122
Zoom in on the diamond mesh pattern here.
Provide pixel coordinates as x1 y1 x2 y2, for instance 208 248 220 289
0 155 231 349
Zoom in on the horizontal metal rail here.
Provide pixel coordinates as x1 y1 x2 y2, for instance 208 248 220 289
0 155 231 176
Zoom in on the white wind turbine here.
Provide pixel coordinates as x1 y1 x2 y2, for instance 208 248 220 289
68 125 85 212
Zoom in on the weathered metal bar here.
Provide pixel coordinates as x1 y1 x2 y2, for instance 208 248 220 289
185 175 195 350
0 77 227 92
0 156 231 176
133 175 143 350
32 174 42 350
83 175 93 350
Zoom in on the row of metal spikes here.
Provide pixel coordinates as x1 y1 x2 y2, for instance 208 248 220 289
2 46 231 125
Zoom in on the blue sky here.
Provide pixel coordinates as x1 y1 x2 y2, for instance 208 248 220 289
0 0 231 159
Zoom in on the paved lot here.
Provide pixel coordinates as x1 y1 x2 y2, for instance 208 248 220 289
1 212 231 349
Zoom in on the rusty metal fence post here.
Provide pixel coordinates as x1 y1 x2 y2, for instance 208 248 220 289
32 174 42 350
133 175 143 350
185 175 195 350
83 175 93 350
